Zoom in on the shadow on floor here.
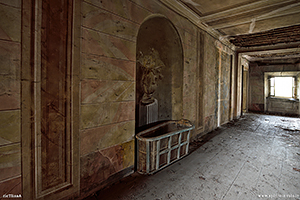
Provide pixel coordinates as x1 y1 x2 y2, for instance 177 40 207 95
84 113 300 200
84 119 239 200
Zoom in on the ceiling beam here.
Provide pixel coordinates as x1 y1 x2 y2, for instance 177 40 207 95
244 54 300 61
241 48 300 56
236 41 300 53
212 10 300 30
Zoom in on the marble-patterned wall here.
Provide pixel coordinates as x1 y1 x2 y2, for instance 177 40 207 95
0 0 22 197
0 0 237 198
249 62 300 112
79 0 236 196
203 35 218 132
80 0 138 195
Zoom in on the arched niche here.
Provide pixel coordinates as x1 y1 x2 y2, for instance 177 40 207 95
136 15 183 127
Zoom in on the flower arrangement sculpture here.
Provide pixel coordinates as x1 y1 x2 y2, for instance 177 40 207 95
137 48 165 104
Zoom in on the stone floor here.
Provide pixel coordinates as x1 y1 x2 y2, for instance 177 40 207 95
85 113 300 200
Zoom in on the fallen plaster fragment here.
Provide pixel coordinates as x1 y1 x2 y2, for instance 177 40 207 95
275 125 300 131
293 168 300 172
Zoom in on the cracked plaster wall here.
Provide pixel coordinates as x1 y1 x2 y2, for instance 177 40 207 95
0 0 237 198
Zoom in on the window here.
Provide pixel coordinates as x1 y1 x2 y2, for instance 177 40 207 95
269 76 296 98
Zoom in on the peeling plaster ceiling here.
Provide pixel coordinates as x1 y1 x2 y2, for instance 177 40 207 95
163 0 300 64
241 48 300 64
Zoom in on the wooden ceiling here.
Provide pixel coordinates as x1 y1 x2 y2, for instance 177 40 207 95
229 24 300 47
161 0 300 64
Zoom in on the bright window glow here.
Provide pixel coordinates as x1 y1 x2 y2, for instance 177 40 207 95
273 77 294 98
270 78 275 96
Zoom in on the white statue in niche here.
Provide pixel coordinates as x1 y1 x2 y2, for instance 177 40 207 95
137 48 165 105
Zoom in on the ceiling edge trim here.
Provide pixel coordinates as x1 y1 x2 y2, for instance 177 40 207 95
159 0 235 50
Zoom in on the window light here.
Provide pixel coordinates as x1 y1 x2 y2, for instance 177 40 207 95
269 77 295 98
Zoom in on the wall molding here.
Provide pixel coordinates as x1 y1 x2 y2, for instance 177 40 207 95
21 0 80 199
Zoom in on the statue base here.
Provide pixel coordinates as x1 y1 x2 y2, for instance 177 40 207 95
139 99 158 127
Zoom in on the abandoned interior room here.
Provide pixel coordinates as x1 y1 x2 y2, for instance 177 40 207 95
0 0 300 199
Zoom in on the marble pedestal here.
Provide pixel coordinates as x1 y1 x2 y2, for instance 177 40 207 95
138 99 158 127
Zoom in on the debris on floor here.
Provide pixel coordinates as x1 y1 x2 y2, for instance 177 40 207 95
84 113 300 200
293 168 300 172
275 125 300 131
